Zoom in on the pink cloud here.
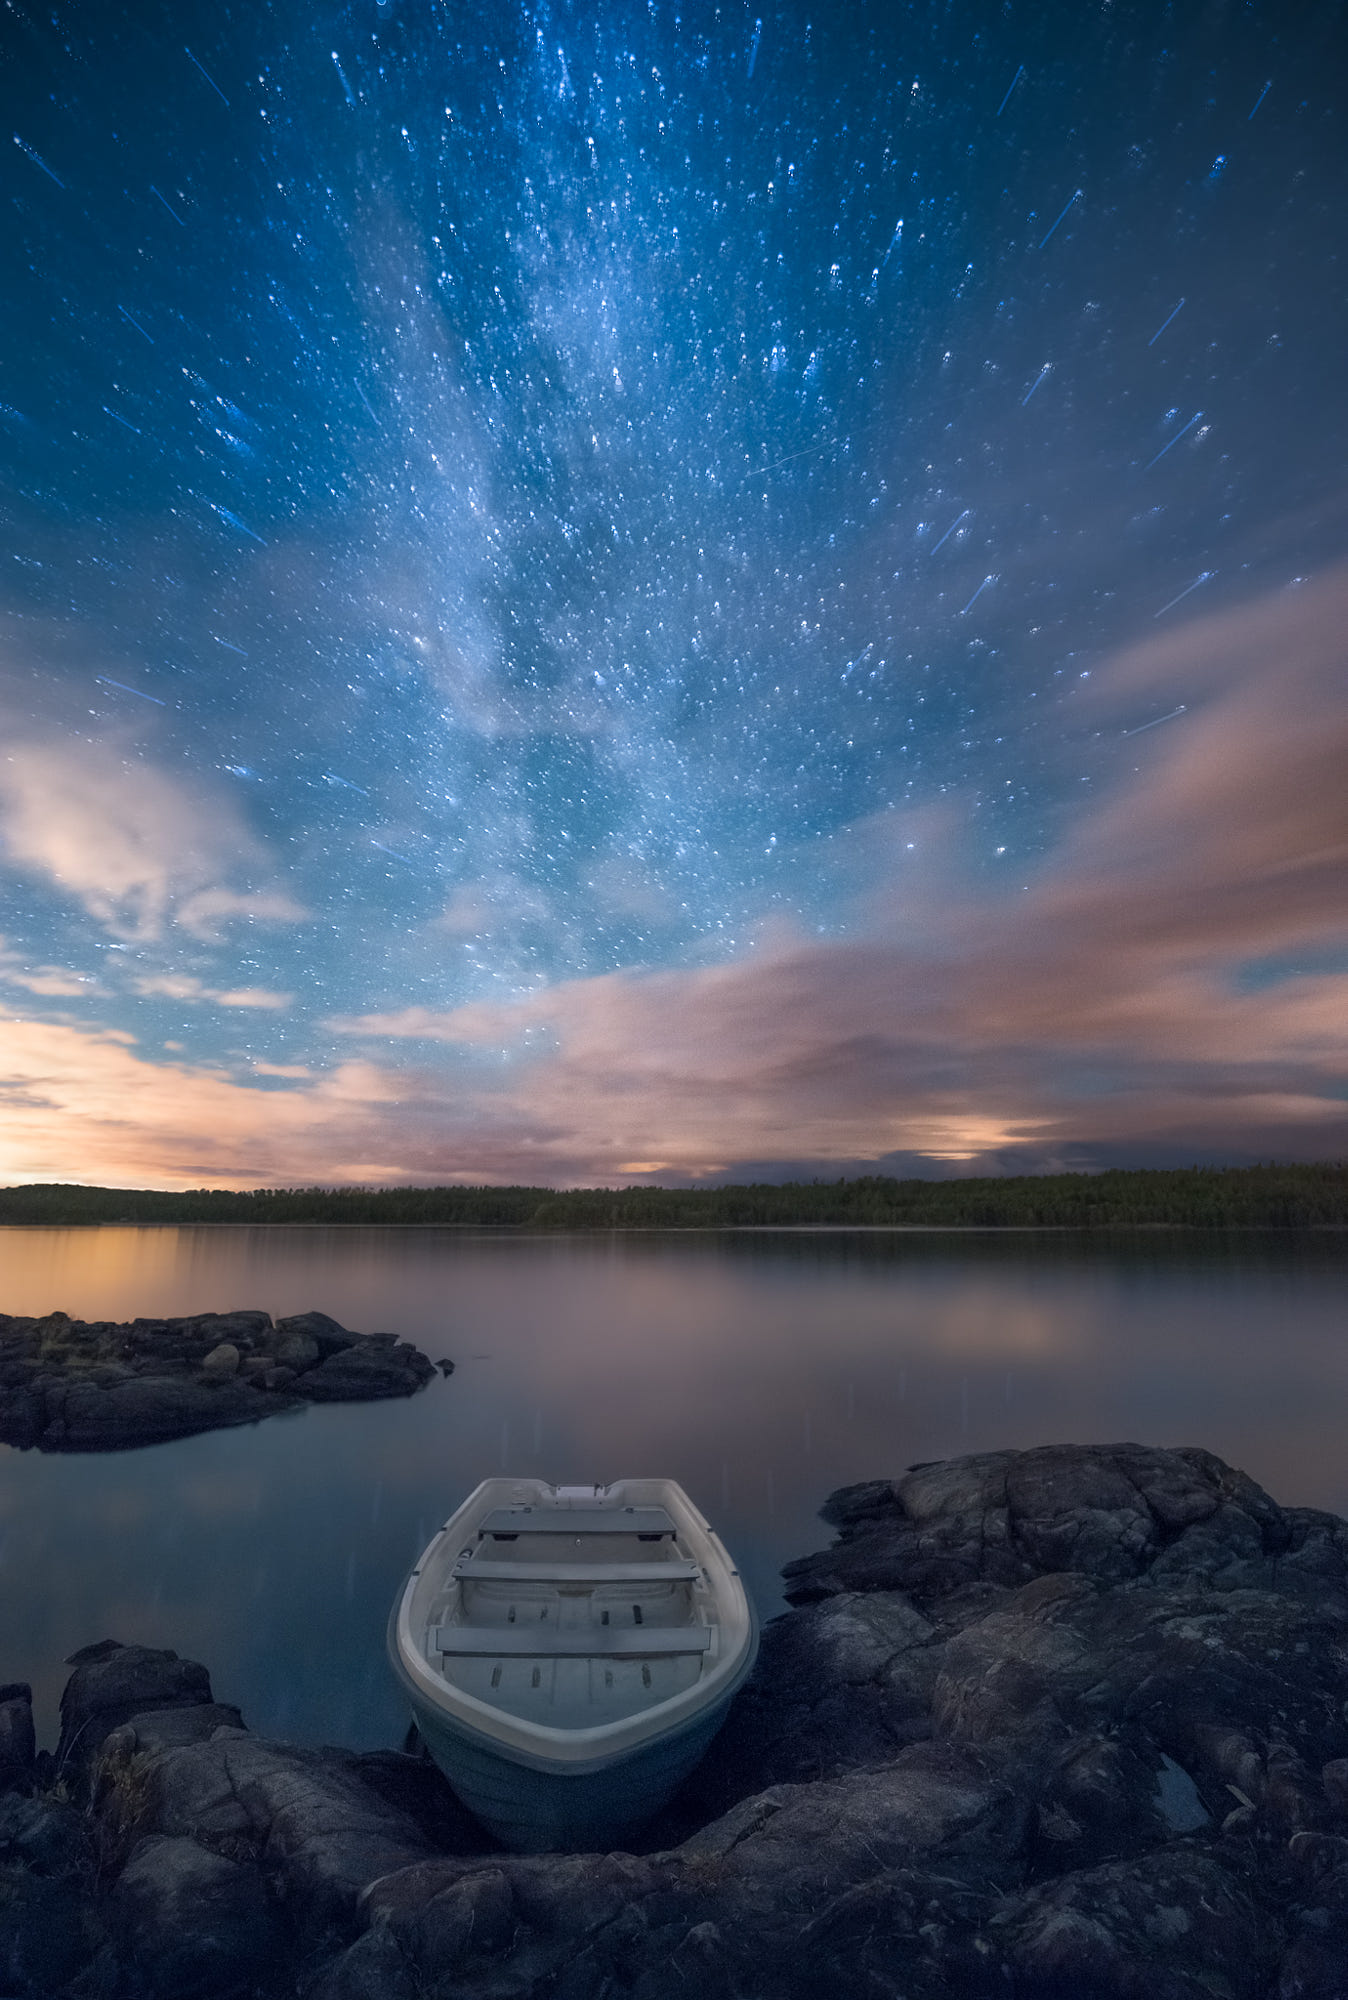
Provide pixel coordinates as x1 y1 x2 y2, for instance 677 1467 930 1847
327 567 1348 1180
4 569 1347 1188
131 975 293 1010
0 739 306 942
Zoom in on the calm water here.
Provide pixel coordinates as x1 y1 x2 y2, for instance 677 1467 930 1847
1 1226 1345 1753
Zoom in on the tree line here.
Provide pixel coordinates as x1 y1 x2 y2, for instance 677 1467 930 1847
1 1164 1346 1229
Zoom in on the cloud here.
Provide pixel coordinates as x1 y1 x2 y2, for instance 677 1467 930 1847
131 975 293 1010
0 1015 605 1190
0 939 98 998
0 739 307 942
4 569 1347 1190
0 1021 406 1189
328 567 1348 1181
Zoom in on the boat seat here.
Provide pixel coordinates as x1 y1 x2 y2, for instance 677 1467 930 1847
431 1625 712 1658
454 1558 701 1584
478 1506 677 1539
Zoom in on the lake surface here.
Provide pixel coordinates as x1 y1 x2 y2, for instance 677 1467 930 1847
2 1225 1345 1754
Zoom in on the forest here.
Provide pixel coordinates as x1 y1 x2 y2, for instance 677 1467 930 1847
0 1164 1345 1229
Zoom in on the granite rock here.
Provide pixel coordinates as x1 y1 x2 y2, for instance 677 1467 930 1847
112 1832 282 1998
0 1685 35 1790
7 1444 1348 1997
0 1308 439 1450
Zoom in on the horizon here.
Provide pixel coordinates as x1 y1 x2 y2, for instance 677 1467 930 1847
2 0 1345 1187
4 1160 1345 1202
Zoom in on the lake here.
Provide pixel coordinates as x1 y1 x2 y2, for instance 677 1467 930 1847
2 1225 1345 1755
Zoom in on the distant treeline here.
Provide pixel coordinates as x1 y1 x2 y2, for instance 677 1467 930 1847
1 1165 1346 1229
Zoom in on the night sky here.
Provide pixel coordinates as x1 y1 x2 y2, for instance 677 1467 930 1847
2 0 1346 1188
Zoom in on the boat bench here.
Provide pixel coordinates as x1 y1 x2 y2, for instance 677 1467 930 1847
430 1625 712 1657
453 1558 701 1584
477 1506 677 1539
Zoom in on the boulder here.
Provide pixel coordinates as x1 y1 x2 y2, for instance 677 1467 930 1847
300 1339 435 1402
98 1728 439 1930
43 1373 282 1450
0 1793 89 1876
112 1833 281 1998
275 1331 321 1371
992 1846 1276 1998
179 1311 274 1351
274 1312 361 1359
0 1866 106 1996
56 1641 215 1783
782 1442 1301 1608
0 1684 35 1789
200 1341 241 1379
98 1704 248 1762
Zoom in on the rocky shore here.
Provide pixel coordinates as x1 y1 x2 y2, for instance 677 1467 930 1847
0 1309 440 1451
4 1441 1348 1996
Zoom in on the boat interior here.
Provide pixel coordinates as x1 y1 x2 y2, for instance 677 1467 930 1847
425 1501 717 1728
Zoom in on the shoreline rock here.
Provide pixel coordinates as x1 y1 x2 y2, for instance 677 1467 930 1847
0 1308 440 1451
4 1443 1348 1995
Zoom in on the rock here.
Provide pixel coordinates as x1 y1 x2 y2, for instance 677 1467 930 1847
347 1750 485 1856
307 1924 422 2000
0 1308 436 1450
0 1684 35 1789
98 1703 248 1761
300 1339 435 1402
661 1588 938 1835
275 1331 320 1371
782 1442 1300 1608
0 1388 44 1449
98 1727 439 1931
274 1312 361 1359
0 1794 90 1875
0 1866 106 1996
56 1641 215 1783
1323 1758 1348 1816
179 1311 274 1350
993 1846 1276 1998
112 1833 282 1998
43 1372 285 1450
7 1443 1348 1996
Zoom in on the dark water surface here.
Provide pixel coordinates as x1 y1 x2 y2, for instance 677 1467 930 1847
1 1226 1345 1752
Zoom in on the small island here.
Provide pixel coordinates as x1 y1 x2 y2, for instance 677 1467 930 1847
0 1308 439 1452
1 1442 1345 1997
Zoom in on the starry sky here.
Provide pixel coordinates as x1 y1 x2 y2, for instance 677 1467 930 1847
2 0 1346 1189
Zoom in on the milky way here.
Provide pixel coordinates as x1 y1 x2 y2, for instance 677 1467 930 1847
2 1 1346 1186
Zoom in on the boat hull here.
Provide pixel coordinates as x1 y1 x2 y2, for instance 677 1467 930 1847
390 1625 735 1850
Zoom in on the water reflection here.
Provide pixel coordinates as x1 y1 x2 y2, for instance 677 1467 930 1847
0 1226 1345 1753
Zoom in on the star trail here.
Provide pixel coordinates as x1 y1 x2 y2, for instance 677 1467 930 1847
0 0 1345 1187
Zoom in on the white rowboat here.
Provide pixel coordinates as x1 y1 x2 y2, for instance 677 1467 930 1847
388 1477 758 1852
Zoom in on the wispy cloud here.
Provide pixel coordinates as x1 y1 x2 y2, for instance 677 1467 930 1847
0 738 307 942
0 938 99 998
131 974 293 1010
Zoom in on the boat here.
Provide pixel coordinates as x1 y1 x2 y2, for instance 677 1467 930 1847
387 1477 759 1852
